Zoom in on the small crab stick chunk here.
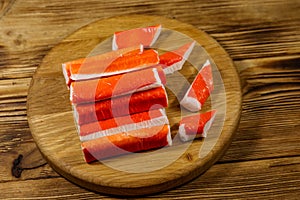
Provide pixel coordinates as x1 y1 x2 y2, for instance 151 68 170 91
70 66 166 105
81 124 172 163
159 41 195 74
79 109 169 142
73 86 168 125
178 110 217 142
62 45 142 87
112 25 162 50
180 60 214 112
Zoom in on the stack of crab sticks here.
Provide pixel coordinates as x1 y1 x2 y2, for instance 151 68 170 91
62 25 216 163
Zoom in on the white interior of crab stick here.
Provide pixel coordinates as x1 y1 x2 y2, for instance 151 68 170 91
179 96 201 112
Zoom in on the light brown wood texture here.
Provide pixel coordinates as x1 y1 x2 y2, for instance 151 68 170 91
26 15 242 196
1 0 300 198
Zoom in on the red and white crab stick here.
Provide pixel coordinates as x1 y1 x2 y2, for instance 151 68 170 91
63 46 161 86
79 109 169 142
159 41 195 74
112 24 162 50
180 60 214 112
73 86 168 125
178 110 217 142
81 124 171 163
62 45 141 86
70 66 166 105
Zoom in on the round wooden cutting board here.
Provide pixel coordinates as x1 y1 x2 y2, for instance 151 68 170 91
27 15 242 196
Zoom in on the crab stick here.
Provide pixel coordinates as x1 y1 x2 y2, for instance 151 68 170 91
79 109 169 141
178 110 217 142
70 66 166 105
73 86 168 125
69 48 159 82
112 25 162 50
159 41 195 74
180 60 214 112
81 124 171 163
62 45 142 86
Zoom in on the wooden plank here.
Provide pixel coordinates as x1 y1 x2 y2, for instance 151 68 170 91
0 0 298 72
0 78 30 122
221 56 300 162
0 142 57 182
161 156 300 199
1 156 299 199
0 0 16 18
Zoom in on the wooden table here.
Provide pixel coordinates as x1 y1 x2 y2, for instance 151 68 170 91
1 0 299 198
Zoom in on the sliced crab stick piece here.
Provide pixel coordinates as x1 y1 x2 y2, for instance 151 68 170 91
81 124 171 163
70 48 159 81
112 24 162 50
79 109 169 141
180 60 214 112
74 86 168 125
159 41 195 74
178 110 217 142
62 45 142 86
70 66 166 104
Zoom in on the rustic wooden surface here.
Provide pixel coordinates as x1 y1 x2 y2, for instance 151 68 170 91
26 15 241 196
0 0 299 199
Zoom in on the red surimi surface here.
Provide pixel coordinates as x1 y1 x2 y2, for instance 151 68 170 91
81 124 171 163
